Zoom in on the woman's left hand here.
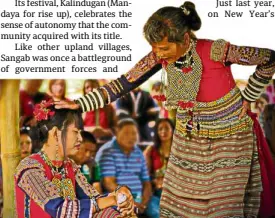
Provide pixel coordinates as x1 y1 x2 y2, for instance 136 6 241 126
115 187 135 217
54 99 80 110
239 99 251 119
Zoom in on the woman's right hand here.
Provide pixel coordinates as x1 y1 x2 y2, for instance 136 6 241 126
115 187 135 217
54 100 80 110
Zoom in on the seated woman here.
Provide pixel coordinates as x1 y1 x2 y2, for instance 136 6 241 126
143 118 174 217
14 100 136 218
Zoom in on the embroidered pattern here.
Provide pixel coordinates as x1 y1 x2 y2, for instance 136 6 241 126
17 168 61 208
60 200 81 218
15 158 44 180
257 60 275 78
52 177 76 200
175 86 253 138
60 200 68 217
93 208 120 218
124 51 158 82
106 83 118 95
116 80 124 92
159 131 260 217
106 80 124 96
226 45 271 66
210 39 230 63
169 153 251 173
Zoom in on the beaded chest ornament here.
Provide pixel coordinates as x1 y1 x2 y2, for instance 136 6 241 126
153 39 203 134
40 151 76 200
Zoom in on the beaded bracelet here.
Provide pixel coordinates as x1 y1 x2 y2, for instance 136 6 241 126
83 94 94 111
100 87 111 104
91 196 100 213
74 99 84 113
89 92 98 109
253 73 270 85
93 88 105 108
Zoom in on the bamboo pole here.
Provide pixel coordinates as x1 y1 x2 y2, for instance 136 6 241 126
0 80 21 218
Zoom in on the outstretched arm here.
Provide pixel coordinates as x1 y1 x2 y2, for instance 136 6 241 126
55 52 161 112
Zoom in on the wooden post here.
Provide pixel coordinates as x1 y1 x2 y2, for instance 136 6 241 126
0 80 21 218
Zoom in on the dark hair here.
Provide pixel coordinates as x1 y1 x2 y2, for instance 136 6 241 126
81 131 96 144
117 118 138 130
154 118 175 149
37 106 83 156
260 93 270 103
82 79 100 95
143 1 201 44
20 126 31 136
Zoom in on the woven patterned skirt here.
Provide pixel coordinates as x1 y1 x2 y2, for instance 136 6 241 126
159 128 262 218
93 208 120 217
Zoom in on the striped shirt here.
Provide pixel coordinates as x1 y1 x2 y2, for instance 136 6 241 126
98 140 150 195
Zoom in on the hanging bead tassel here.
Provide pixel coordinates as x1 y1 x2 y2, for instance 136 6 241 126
154 58 168 103
186 110 194 133
186 119 193 132
196 112 201 131
197 123 200 131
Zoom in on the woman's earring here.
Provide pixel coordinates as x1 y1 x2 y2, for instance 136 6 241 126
55 144 59 161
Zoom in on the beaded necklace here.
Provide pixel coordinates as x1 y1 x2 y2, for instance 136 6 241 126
164 39 202 108
152 40 203 134
167 40 202 133
40 151 76 200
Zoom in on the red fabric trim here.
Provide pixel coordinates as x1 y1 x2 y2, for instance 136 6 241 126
151 147 163 172
15 184 26 218
248 111 275 217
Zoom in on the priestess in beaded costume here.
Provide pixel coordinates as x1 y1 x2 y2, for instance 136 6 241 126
15 101 137 218
55 1 275 217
